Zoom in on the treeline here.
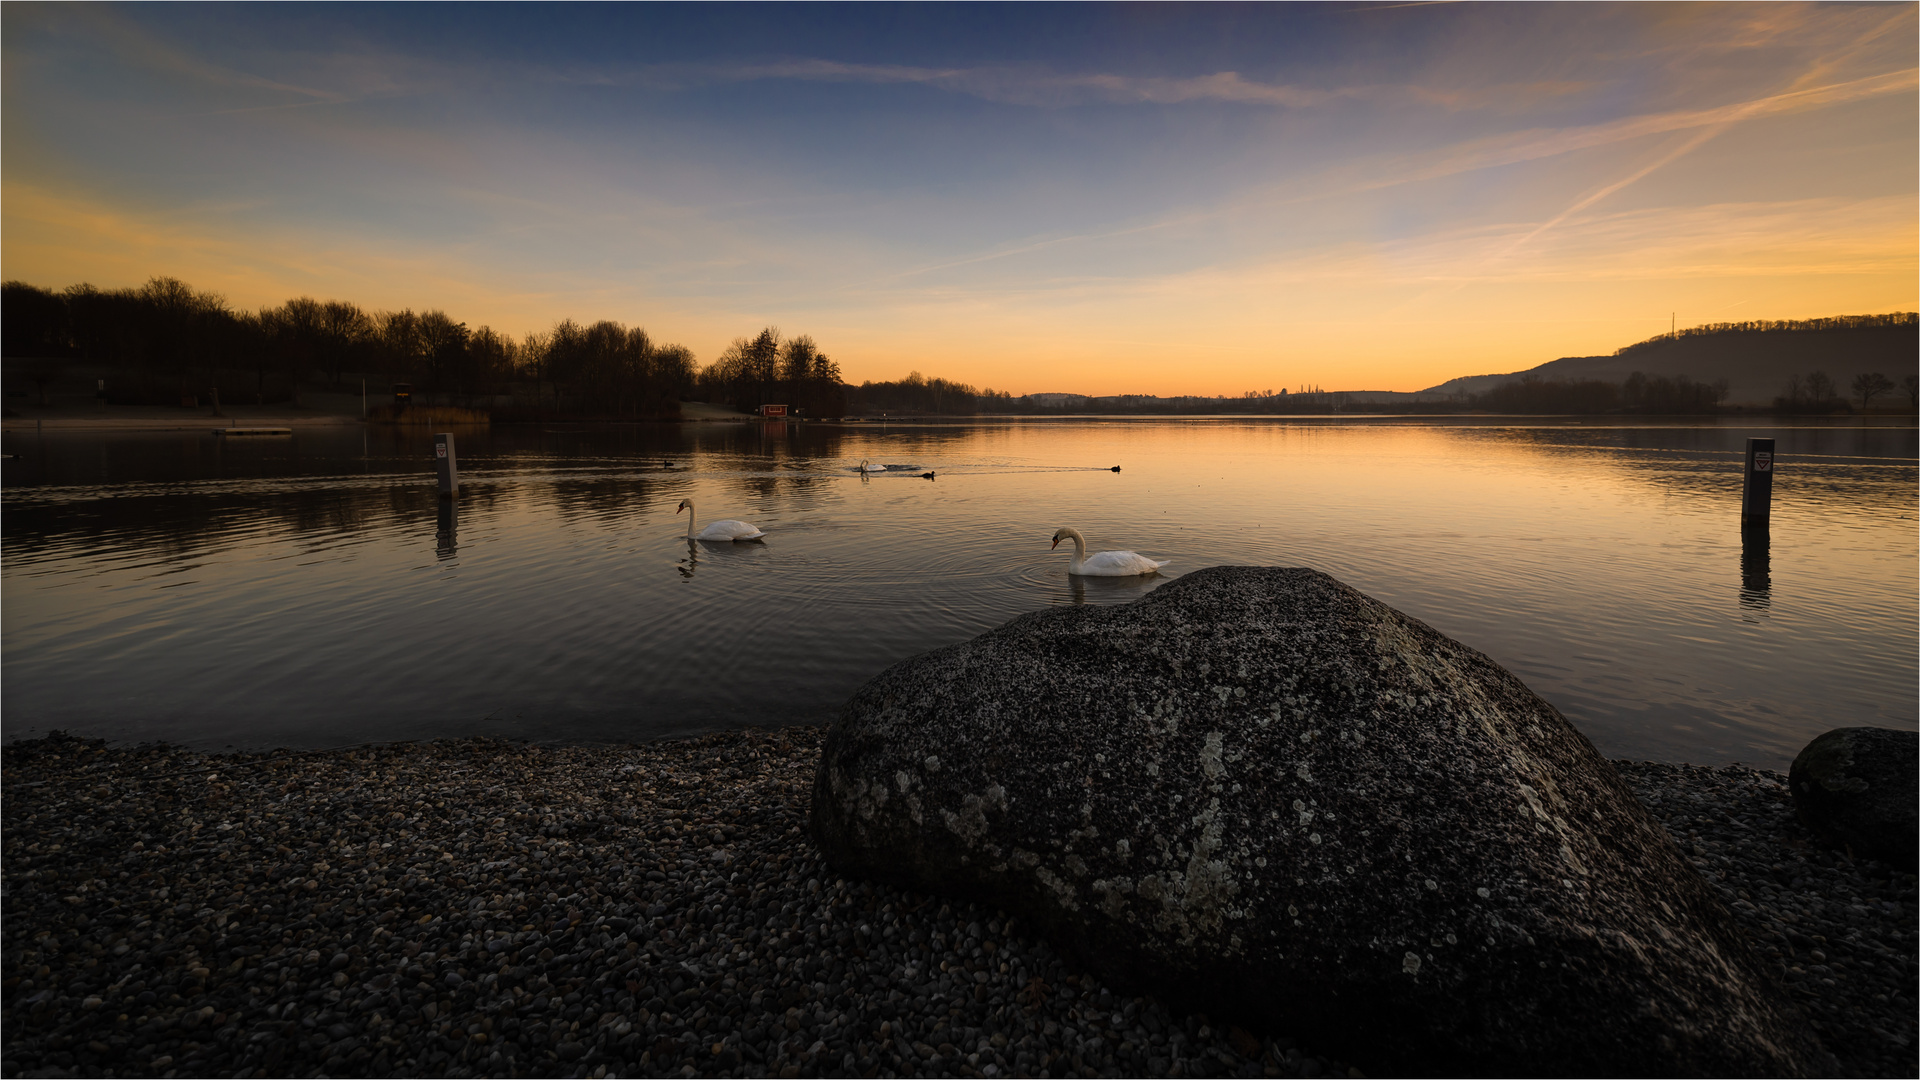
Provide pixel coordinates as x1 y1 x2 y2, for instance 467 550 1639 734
1775 371 1917 413
694 328 845 416
3 277 534 403
840 380 1318 416
1468 368 1918 414
534 321 697 420
1469 372 1732 413
845 372 1013 415
1 276 703 418
1615 312 1918 357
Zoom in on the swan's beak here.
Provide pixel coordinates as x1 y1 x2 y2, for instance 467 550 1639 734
675 505 685 515
1050 537 1061 550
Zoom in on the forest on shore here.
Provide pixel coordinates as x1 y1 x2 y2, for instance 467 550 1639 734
2 277 1913 418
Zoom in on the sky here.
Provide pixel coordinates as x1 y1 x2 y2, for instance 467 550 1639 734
2 3 1915 395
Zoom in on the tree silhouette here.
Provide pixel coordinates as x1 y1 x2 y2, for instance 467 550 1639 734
1852 372 1894 408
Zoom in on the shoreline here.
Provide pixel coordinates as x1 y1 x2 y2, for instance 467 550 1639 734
1 415 366 433
5 408 1915 434
2 730 1913 1079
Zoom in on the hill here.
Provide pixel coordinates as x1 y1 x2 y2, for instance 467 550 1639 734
1423 315 1916 405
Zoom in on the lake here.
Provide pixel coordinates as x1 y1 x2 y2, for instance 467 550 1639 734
3 416 1913 768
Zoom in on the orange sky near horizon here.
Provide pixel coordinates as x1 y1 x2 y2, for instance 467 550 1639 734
3 4 1915 395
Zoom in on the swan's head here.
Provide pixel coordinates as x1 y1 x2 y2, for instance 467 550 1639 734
676 498 692 515
1051 527 1079 550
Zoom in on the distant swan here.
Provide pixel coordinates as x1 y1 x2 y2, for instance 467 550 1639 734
1050 527 1168 577
852 459 887 473
677 498 765 541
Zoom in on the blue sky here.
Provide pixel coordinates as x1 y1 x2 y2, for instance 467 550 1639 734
4 3 1914 392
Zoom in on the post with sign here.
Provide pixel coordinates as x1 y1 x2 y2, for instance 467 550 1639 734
435 432 459 497
1741 437 1774 525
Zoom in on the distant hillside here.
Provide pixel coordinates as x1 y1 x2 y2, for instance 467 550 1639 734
1423 315 1917 405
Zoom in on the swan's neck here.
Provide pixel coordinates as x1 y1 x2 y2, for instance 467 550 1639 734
683 504 696 537
1067 530 1087 567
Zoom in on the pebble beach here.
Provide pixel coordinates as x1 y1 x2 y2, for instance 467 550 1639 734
3 730 1913 1079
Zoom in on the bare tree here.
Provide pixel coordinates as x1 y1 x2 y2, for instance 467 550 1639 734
1852 372 1894 408
1805 371 1836 403
1905 374 1919 408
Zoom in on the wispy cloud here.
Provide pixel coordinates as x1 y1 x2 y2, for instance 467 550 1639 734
850 64 1917 292
580 57 1370 109
1368 67 1917 195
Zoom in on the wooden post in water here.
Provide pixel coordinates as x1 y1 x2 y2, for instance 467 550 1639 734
435 497 458 559
1741 437 1774 525
435 432 459 496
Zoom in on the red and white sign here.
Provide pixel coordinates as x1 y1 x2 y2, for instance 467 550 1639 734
1753 452 1772 472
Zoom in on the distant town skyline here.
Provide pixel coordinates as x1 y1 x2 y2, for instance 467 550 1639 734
3 3 1914 395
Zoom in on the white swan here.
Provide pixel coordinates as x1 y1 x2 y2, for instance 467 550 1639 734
677 498 765 541
1050 527 1168 577
852 458 887 473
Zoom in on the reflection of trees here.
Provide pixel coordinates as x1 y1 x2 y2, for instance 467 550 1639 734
2 479 506 566
546 477 660 524
1453 424 1918 516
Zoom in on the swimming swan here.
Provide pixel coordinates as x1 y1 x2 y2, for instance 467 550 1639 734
677 498 765 541
1050 527 1168 577
852 459 888 473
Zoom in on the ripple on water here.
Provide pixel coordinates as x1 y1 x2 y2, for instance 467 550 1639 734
1 419 1911 762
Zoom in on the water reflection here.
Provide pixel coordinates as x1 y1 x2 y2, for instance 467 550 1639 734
1739 523 1770 615
1066 572 1167 606
2 417 1912 766
435 499 459 561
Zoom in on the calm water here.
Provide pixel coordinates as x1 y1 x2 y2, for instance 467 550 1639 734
3 417 1914 768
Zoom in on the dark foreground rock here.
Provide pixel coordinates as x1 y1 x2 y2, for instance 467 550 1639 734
813 566 1822 1077
1788 728 1918 871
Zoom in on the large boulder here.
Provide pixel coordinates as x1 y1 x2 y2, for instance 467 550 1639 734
812 567 1820 1076
1789 727 1918 870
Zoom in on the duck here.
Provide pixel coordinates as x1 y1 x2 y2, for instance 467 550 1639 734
677 498 765 541
1050 527 1168 577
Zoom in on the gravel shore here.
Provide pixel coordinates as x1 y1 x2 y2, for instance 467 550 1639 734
3 730 1912 1079
1613 762 1917 1078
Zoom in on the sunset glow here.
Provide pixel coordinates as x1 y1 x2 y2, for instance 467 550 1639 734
4 3 1914 393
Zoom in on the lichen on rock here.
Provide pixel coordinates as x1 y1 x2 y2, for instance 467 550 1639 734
810 566 1824 1076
